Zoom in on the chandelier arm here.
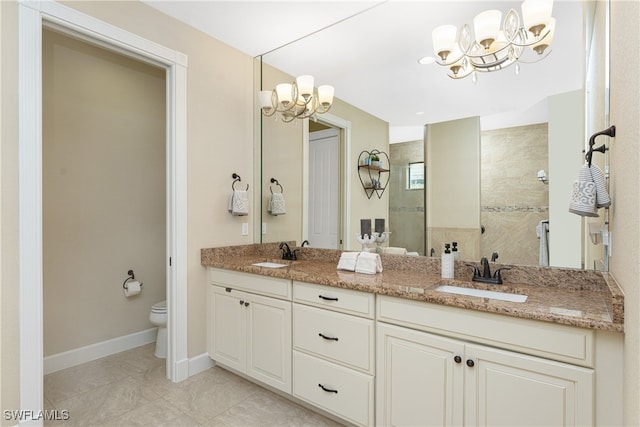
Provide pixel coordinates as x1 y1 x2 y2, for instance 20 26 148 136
514 49 552 64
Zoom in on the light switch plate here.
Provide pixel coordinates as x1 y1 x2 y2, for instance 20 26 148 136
241 223 248 236
262 222 267 235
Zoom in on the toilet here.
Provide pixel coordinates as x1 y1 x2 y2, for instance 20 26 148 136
149 300 167 359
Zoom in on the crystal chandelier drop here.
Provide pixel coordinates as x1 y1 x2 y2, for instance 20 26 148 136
431 0 556 80
259 75 335 122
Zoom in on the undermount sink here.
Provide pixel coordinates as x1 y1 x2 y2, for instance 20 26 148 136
251 262 289 268
436 285 528 303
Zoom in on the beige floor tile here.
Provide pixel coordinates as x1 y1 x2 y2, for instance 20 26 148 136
101 398 199 427
207 387 342 427
48 376 161 426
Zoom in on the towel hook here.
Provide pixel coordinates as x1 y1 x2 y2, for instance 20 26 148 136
585 125 615 166
269 178 284 194
122 269 143 290
232 173 249 191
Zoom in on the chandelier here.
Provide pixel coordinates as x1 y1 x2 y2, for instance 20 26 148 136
259 75 335 122
431 0 555 81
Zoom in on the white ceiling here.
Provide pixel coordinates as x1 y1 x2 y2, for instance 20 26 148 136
144 0 585 139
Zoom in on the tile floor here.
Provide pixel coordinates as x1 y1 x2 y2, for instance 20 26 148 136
44 344 343 426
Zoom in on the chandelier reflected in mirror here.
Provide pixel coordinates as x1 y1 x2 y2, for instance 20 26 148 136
431 0 555 81
259 75 334 122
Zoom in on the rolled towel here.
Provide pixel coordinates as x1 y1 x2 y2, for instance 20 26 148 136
589 164 611 208
569 164 598 217
337 252 359 271
229 190 249 216
355 251 383 275
269 193 287 215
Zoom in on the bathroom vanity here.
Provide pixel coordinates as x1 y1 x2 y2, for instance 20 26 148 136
202 243 624 427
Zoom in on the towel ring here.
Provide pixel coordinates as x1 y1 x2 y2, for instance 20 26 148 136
270 178 284 194
232 173 249 191
122 269 143 290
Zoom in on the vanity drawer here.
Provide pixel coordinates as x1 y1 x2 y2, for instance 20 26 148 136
293 304 374 373
208 268 291 300
293 350 374 427
377 295 595 367
293 281 374 318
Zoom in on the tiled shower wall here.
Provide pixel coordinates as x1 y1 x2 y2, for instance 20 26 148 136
389 140 425 255
481 123 549 265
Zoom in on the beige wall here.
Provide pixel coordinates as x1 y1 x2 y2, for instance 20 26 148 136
42 30 167 355
609 1 640 425
426 117 481 260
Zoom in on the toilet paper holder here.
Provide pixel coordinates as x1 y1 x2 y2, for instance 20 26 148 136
122 269 144 290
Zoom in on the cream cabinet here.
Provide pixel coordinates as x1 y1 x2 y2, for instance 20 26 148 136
377 322 594 427
376 296 596 427
207 269 292 394
292 281 375 426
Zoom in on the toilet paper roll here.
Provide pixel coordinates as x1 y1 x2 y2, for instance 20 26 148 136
124 280 141 297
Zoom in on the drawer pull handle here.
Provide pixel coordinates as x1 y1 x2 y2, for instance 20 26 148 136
318 333 339 341
318 383 338 394
318 295 339 301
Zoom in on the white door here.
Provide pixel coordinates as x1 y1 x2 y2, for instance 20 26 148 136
308 128 340 249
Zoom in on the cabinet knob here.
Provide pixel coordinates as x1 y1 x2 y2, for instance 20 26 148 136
244 302 250 307
239 300 244 306
466 359 475 368
318 333 339 341
318 383 338 394
225 287 232 293
454 355 462 364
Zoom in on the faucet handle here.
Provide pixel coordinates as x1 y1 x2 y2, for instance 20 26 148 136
465 263 481 278
492 267 512 284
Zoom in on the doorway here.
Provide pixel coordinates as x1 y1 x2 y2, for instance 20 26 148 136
19 1 188 417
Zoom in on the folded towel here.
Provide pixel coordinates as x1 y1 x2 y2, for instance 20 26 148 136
569 164 599 217
337 252 359 271
589 164 611 208
228 190 249 216
355 251 383 275
268 193 287 215
383 247 408 255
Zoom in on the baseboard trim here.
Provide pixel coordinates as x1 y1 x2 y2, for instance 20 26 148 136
43 328 158 375
188 352 214 377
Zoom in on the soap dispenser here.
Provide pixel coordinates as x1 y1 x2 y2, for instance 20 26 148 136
452 241 460 261
441 243 455 279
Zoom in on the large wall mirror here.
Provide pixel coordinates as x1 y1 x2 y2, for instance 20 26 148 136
256 0 610 270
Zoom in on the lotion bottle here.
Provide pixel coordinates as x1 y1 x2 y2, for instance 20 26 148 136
441 243 455 279
452 241 461 261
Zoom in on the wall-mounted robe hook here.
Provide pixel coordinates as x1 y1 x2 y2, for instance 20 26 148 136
586 125 615 166
232 173 249 191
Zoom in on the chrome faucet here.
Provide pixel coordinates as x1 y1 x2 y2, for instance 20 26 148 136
279 242 298 260
466 257 510 285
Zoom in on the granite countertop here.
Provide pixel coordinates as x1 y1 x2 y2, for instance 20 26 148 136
201 243 624 333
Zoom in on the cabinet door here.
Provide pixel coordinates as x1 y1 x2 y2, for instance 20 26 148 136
209 286 246 372
246 292 292 393
376 323 464 427
465 343 594 427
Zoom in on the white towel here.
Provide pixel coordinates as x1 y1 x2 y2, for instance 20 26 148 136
268 193 287 215
536 220 549 267
383 247 407 255
589 164 611 208
569 164 599 217
337 252 359 271
355 251 383 275
228 190 249 216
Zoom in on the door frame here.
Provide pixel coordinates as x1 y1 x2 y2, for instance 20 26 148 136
18 0 188 419
302 113 352 249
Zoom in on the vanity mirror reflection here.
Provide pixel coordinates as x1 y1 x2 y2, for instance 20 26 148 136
256 0 610 270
